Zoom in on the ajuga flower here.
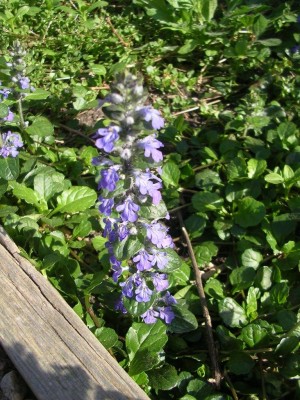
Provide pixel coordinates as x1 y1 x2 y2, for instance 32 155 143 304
94 72 177 325
0 131 23 158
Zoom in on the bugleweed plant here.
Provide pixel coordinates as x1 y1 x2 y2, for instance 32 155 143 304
93 71 178 324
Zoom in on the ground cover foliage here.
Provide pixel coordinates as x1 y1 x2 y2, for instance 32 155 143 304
1 0 300 398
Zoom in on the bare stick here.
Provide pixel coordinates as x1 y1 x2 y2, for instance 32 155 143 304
106 16 130 47
182 226 222 388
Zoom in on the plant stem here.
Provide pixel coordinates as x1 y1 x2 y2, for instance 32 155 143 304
17 96 25 130
181 226 222 389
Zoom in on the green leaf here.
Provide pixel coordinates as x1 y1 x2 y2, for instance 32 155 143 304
0 103 9 118
10 181 42 208
26 117 54 137
162 161 180 187
94 327 118 349
270 282 289 305
126 320 167 360
33 170 65 201
230 267 255 292
219 297 248 328
148 364 179 390
128 349 161 376
226 158 247 181
0 157 19 180
194 241 218 265
204 278 225 300
241 248 262 269
257 38 281 46
23 88 50 100
264 173 284 184
139 201 168 220
160 248 183 272
234 197 266 227
247 159 267 178
201 0 217 22
253 14 269 38
187 379 213 397
240 323 269 348
53 186 97 215
275 336 299 355
89 64 106 75
282 354 300 379
114 236 144 260
192 192 223 212
123 296 155 317
178 39 198 55
228 352 255 375
168 304 198 333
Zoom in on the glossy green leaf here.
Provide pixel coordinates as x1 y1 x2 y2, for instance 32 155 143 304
219 297 248 328
234 197 266 227
148 364 179 391
53 186 97 214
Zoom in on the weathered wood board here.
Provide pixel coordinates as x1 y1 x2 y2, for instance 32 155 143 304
0 226 149 400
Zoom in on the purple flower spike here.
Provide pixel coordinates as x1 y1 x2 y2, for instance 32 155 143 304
135 279 153 302
138 106 165 130
99 167 119 191
141 308 159 324
116 196 140 222
0 131 23 158
137 135 164 163
94 125 120 153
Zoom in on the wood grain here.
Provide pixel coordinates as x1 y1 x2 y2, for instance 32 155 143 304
0 226 149 400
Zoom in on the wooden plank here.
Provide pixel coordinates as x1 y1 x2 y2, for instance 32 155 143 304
0 226 149 400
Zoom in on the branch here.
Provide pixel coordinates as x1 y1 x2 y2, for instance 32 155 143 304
181 226 222 389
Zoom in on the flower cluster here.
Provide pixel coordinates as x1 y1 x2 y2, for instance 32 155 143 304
94 72 177 324
6 41 32 91
0 131 23 158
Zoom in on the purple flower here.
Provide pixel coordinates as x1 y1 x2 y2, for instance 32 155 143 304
0 131 23 158
99 196 114 216
152 273 169 292
116 197 140 222
134 170 162 205
103 217 118 242
4 109 14 122
19 76 30 90
141 308 159 324
133 250 154 271
137 135 164 163
0 86 10 99
135 279 153 302
115 298 127 314
94 126 120 153
99 167 119 191
158 306 175 324
145 222 173 248
110 256 122 282
120 277 135 298
118 222 130 241
151 250 168 269
137 106 165 130
163 291 177 306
